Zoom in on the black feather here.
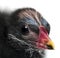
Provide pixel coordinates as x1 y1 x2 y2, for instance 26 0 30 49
0 8 44 58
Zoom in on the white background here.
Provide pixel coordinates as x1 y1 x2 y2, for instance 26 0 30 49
0 0 60 58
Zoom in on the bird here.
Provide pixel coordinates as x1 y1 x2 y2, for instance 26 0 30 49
0 8 54 58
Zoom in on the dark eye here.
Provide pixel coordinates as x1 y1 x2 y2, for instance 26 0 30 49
21 25 29 35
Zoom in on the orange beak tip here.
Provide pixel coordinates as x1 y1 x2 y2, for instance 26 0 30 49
47 40 55 49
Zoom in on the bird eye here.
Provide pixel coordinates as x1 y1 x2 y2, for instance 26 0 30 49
21 25 29 35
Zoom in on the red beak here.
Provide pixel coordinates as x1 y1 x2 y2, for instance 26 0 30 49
36 26 54 49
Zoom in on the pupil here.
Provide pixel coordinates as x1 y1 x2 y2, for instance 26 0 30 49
21 26 29 35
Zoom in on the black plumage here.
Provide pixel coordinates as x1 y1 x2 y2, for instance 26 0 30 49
0 8 51 58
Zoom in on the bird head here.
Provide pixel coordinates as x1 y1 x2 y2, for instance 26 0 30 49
10 8 54 50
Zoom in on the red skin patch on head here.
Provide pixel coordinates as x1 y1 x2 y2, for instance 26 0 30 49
36 26 49 49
